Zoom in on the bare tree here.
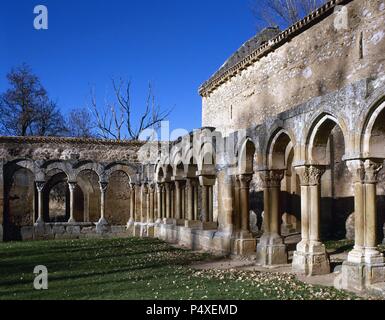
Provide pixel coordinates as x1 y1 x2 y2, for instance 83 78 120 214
67 107 95 138
90 79 172 141
253 0 327 28
0 64 67 137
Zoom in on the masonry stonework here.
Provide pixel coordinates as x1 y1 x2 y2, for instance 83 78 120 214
1 0 385 297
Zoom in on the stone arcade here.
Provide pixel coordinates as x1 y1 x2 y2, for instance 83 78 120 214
1 0 385 296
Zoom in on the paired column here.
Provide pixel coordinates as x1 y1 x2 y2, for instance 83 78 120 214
68 181 77 223
340 159 385 291
156 183 163 223
174 180 184 221
238 174 253 237
148 183 155 224
128 183 136 224
98 181 108 224
346 159 384 264
164 182 172 220
35 181 46 225
292 165 330 275
256 170 287 265
186 179 194 221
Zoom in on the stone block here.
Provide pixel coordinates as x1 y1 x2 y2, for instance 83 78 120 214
20 226 34 240
185 220 202 229
292 250 330 276
163 218 176 225
232 238 256 256
256 243 287 265
201 222 218 230
52 225 65 235
66 225 81 234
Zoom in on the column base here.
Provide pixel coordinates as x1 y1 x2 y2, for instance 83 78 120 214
163 218 176 225
339 260 385 293
256 233 288 265
96 218 109 234
0 224 2 241
176 219 186 226
185 220 201 229
201 221 217 230
126 218 135 235
147 223 155 237
231 238 256 256
155 218 162 224
140 223 148 237
133 222 142 236
292 249 330 276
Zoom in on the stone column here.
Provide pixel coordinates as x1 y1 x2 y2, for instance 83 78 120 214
341 159 385 292
186 178 194 221
174 180 183 220
148 184 155 223
96 181 109 233
164 182 172 222
198 173 217 230
68 181 77 223
193 182 199 220
35 181 45 225
127 183 135 234
129 183 135 224
233 176 241 231
201 185 209 222
141 183 148 223
292 165 329 276
256 170 287 265
238 174 253 236
156 183 163 223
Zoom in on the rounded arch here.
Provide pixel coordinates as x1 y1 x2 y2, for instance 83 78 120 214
361 97 385 158
104 163 134 183
74 162 105 182
238 137 256 174
305 113 348 165
197 142 216 172
43 161 73 181
266 129 294 170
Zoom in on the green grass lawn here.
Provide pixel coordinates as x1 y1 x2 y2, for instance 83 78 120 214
0 237 360 300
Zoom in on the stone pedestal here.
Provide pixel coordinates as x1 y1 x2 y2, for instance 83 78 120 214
176 219 186 226
202 221 217 230
140 223 148 237
232 238 256 256
96 218 109 234
126 218 135 236
292 244 330 276
133 222 142 236
185 220 201 229
147 223 155 237
256 234 287 265
340 261 385 293
163 218 176 225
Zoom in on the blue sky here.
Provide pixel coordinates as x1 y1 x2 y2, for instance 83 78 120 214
0 0 260 134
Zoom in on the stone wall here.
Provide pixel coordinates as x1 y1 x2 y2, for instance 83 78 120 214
201 0 385 135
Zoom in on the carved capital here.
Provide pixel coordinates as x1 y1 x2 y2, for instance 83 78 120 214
346 160 365 183
35 181 45 192
364 159 383 184
238 174 253 189
295 165 325 186
68 181 77 192
99 181 108 193
259 170 284 188
148 183 156 193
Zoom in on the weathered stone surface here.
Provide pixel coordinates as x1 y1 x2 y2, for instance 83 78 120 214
346 213 355 240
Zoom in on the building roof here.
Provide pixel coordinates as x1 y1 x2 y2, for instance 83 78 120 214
198 0 352 97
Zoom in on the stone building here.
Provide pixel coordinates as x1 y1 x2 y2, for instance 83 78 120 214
1 0 385 295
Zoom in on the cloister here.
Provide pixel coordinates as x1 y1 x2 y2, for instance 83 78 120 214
1 0 384 295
